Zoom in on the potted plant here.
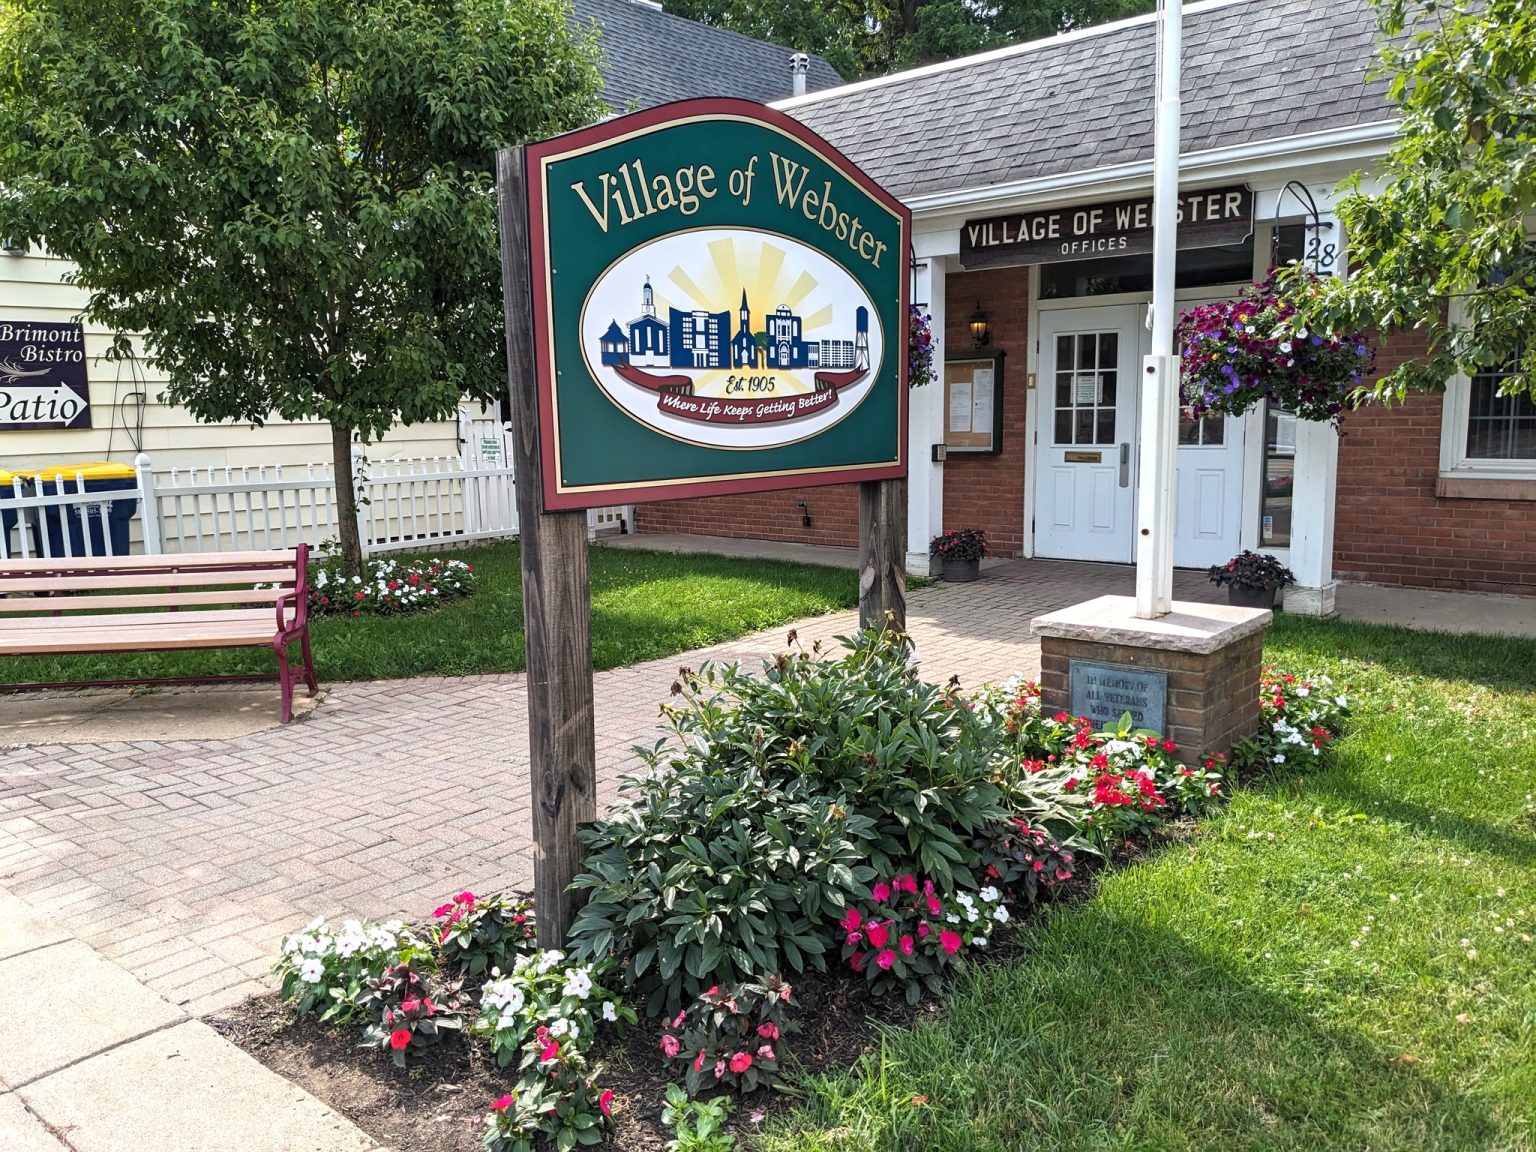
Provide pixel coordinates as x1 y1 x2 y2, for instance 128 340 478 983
930 527 987 582
1207 550 1295 609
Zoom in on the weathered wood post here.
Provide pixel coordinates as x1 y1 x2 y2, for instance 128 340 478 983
497 146 598 947
859 477 906 633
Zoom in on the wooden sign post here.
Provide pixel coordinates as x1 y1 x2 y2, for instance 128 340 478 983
859 478 906 633
499 100 910 947
497 146 598 947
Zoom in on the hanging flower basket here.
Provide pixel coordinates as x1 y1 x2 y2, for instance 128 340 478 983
1176 271 1376 426
908 305 935 388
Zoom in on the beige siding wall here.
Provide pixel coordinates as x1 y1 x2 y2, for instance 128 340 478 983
0 250 471 474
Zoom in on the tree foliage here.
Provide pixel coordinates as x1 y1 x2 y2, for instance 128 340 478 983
665 0 1152 78
1285 0 1536 402
0 0 604 572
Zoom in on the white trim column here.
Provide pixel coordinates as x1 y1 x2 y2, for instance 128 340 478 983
906 249 948 575
1287 418 1338 616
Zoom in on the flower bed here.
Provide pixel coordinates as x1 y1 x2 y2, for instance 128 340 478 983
308 555 475 617
253 634 1355 1151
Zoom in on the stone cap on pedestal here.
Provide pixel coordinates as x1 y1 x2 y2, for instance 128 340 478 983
1031 595 1271 655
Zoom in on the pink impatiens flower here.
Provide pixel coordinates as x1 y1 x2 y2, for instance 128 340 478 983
876 949 896 970
389 1028 412 1050
899 935 915 957
491 1094 512 1112
757 1021 779 1040
871 881 892 903
940 929 963 955
729 1052 753 1073
757 1045 776 1061
661 1034 681 1059
599 1089 614 1117
866 920 890 949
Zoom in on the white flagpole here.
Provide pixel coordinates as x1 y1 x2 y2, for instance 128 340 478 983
1135 0 1182 619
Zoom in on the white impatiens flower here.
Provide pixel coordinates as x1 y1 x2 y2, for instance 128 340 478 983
978 886 1000 904
548 1017 569 1037
993 904 1010 924
562 967 593 1000
972 936 988 948
601 1002 617 1023
482 979 526 1017
299 957 326 984
536 950 564 974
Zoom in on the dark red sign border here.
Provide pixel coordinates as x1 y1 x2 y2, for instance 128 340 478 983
523 97 910 511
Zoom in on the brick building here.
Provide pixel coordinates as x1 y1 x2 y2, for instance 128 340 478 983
635 0 1536 605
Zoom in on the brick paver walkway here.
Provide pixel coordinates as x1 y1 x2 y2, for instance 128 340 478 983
0 559 1217 1015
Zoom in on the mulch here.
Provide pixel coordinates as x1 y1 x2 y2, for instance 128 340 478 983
208 964 935 1152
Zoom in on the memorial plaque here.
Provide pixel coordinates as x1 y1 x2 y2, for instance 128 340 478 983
1069 660 1168 733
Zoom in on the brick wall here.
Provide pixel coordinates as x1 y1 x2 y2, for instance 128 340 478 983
1334 328 1536 595
942 267 1031 556
635 483 861 547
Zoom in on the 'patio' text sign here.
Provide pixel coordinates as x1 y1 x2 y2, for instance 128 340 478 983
522 98 909 510
0 321 91 431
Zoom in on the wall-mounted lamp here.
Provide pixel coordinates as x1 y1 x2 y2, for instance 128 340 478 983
0 238 27 257
968 302 989 347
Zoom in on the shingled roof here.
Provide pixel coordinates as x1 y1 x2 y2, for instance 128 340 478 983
782 0 1396 201
571 0 844 110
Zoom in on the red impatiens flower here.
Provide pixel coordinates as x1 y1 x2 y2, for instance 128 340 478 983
491 1094 513 1112
599 1089 614 1117
871 881 892 903
866 920 890 949
729 1051 753 1074
876 949 896 970
899 935 915 957
389 1028 412 1050
757 1021 779 1040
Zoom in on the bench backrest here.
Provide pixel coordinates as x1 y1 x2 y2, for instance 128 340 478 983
0 545 308 615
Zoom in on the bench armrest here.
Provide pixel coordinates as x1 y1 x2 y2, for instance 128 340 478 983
275 590 306 634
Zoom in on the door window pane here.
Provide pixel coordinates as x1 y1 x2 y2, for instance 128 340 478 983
1178 413 1226 446
1053 332 1120 446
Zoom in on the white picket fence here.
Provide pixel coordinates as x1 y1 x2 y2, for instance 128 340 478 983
0 449 630 560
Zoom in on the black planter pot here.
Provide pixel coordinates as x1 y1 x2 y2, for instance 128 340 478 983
1226 582 1279 609
940 557 981 583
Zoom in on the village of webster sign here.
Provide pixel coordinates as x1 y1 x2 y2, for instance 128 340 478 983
961 185 1253 269
524 98 909 510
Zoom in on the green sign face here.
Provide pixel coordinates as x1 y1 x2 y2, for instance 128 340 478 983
523 98 910 510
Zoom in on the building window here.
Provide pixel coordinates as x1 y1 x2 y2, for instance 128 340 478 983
1465 361 1536 460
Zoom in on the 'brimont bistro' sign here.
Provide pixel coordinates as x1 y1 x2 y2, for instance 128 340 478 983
0 320 91 430
524 98 909 510
961 185 1253 269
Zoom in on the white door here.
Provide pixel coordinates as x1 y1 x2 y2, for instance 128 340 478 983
1032 303 1246 567
1173 408 1246 568
1034 307 1141 562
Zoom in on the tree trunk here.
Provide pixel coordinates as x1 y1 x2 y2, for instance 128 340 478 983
329 420 365 580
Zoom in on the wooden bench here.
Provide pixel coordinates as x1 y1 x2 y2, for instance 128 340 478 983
0 545 319 723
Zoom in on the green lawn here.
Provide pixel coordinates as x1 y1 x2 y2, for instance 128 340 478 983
760 615 1536 1152
4 542 858 683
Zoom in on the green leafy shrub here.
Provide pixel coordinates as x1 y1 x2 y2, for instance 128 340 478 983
659 975 795 1095
569 761 872 1018
976 818 1079 905
665 630 1011 888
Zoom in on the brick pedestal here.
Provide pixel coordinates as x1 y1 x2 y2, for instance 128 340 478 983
1031 595 1271 764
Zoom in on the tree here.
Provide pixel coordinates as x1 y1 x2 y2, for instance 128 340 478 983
665 0 1152 78
0 0 604 575
1286 0 1536 402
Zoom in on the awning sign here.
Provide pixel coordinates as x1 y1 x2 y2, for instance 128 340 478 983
961 185 1254 269
0 321 91 430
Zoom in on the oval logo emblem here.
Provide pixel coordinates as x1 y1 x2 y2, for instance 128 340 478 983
580 228 884 449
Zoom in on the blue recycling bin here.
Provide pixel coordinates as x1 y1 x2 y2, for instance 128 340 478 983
26 462 139 556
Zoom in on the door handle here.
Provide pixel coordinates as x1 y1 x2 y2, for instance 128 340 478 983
1118 442 1131 488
